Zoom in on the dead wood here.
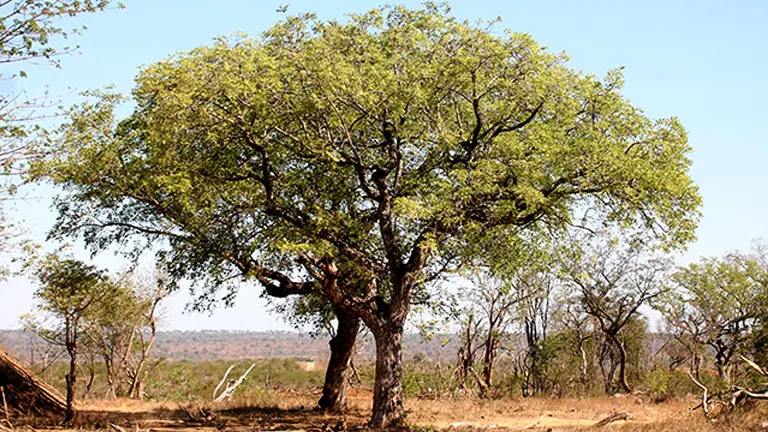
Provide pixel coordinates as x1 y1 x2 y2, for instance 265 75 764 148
1 387 8 421
181 405 219 424
212 364 236 400
688 371 712 418
214 362 256 402
689 356 768 420
591 412 629 428
522 415 545 429
0 348 67 418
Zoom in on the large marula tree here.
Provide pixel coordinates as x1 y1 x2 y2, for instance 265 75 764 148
35 4 700 427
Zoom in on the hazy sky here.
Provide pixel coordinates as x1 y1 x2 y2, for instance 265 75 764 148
1 0 766 331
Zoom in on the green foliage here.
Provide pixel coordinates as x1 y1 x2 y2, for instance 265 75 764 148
0 0 120 267
0 1 120 68
0 0 120 140
29 358 325 402
660 244 768 381
642 368 703 402
33 6 702 423
271 291 335 338
23 253 108 346
752 323 768 367
36 4 700 311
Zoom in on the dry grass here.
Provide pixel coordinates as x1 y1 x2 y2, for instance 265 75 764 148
9 390 768 431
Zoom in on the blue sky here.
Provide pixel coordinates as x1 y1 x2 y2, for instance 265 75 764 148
1 0 766 331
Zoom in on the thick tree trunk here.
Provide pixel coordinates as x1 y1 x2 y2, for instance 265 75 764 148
715 359 729 383
318 307 360 411
369 325 405 428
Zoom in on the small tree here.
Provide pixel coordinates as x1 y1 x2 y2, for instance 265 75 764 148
460 271 520 397
554 300 596 391
24 254 108 422
661 245 767 383
562 235 670 393
515 270 555 396
83 270 168 399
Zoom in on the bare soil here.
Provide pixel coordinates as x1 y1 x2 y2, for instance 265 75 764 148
10 390 765 432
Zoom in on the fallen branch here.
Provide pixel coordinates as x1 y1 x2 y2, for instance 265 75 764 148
688 372 711 418
181 405 218 424
1 387 8 422
740 388 768 400
0 417 12 432
521 415 544 429
688 357 768 421
591 412 629 428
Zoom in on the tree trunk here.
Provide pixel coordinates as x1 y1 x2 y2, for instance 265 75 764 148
714 348 731 383
715 359 729 383
84 358 95 398
480 336 496 398
318 307 360 411
692 352 701 380
579 341 589 389
614 336 632 393
64 340 77 423
103 356 117 399
369 324 405 428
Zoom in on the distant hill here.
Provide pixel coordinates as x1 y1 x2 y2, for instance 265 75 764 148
0 329 461 363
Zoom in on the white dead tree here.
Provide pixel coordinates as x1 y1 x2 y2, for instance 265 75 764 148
212 363 256 402
689 355 768 420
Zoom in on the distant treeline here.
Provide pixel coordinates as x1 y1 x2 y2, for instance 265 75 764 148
0 329 460 363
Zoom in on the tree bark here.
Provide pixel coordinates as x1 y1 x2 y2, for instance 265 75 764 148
128 303 160 400
613 335 632 393
480 335 497 398
714 347 731 383
693 352 701 380
84 357 95 398
369 324 405 428
318 307 360 411
579 342 589 389
103 355 117 399
64 330 77 423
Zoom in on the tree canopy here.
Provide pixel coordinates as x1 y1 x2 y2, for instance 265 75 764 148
35 4 701 426
0 0 120 258
660 243 768 381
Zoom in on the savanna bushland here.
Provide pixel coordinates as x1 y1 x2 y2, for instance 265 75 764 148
0 3 766 432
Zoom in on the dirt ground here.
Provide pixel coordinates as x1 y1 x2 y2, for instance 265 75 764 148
11 390 766 432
